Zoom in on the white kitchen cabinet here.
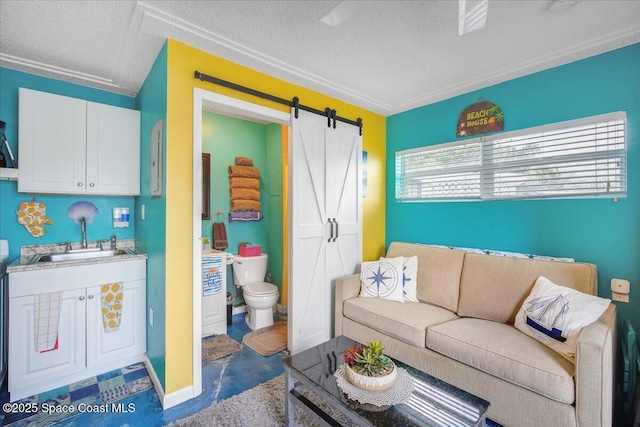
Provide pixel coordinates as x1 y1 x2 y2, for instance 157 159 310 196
18 87 140 195
8 259 146 401
8 289 86 391
86 280 146 368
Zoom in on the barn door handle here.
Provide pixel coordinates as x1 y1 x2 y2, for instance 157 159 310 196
328 218 334 242
333 219 339 242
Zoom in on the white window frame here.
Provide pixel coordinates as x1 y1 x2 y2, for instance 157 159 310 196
395 112 627 202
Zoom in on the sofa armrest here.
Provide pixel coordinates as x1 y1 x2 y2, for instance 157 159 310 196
576 303 617 427
334 274 360 336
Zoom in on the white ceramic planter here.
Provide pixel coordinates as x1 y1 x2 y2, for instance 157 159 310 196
344 362 397 391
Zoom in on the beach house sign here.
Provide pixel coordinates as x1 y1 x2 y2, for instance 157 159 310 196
456 99 504 137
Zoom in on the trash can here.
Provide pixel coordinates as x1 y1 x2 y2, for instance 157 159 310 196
226 292 234 326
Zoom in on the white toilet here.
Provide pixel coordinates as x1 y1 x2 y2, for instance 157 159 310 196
232 253 279 330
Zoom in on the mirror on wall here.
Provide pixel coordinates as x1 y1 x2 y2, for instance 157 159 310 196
202 153 210 220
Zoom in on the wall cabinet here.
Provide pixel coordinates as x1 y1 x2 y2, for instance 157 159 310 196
18 88 140 195
8 259 146 401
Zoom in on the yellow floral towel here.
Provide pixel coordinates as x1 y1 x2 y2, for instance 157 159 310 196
101 283 123 333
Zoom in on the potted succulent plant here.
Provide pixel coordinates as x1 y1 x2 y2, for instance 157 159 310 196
343 340 397 391
201 236 210 249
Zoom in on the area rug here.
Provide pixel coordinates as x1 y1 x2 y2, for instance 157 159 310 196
202 334 243 364
2 362 153 427
242 321 287 356
170 373 503 427
169 374 354 426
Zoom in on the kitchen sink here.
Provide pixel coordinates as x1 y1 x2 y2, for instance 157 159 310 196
33 248 132 263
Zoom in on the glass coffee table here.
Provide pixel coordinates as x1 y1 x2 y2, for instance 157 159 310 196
283 336 489 426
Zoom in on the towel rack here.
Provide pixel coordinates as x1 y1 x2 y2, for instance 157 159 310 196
214 210 225 223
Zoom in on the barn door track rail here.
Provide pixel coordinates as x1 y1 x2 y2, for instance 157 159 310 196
194 71 363 135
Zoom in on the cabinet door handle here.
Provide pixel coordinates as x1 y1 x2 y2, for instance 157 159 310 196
328 218 334 242
79 296 85 301
88 294 94 299
334 219 339 242
89 183 95 188
77 182 83 187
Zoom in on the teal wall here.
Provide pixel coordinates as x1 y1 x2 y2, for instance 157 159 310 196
201 112 283 302
0 68 135 261
386 44 640 332
135 44 168 388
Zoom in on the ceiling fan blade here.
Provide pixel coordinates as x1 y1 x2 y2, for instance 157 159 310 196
459 0 489 35
320 1 374 27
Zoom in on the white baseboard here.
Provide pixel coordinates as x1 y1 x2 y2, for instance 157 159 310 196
232 304 247 315
276 303 287 314
144 355 165 406
144 355 196 409
164 385 195 409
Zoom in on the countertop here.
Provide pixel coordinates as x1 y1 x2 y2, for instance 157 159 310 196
7 239 147 274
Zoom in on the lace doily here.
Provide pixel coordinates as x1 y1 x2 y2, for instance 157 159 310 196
334 365 414 406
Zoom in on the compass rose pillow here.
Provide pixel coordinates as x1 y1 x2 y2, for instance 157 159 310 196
380 256 418 302
359 257 405 303
514 276 610 363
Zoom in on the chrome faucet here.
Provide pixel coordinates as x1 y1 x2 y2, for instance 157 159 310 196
80 217 88 249
110 234 117 250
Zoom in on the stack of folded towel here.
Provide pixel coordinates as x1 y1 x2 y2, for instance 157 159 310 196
228 157 263 221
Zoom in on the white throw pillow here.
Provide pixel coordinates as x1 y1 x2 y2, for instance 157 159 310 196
359 257 405 303
381 256 418 302
514 276 610 363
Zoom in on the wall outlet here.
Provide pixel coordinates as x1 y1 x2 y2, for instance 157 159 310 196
149 307 154 326
611 278 630 303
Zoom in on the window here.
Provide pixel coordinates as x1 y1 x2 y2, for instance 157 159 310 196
395 112 627 202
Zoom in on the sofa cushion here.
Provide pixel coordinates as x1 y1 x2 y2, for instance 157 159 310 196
427 318 576 404
386 242 465 312
343 297 459 348
457 252 597 324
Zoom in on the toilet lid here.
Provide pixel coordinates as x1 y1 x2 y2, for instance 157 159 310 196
243 282 278 296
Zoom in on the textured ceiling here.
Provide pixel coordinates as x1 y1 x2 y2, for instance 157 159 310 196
1 0 639 116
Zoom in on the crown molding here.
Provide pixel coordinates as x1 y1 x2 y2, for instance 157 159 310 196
0 53 119 88
136 1 392 115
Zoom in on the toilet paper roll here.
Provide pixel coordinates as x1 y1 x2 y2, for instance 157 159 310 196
225 253 235 265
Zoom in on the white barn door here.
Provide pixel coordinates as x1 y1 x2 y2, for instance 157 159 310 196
288 109 362 355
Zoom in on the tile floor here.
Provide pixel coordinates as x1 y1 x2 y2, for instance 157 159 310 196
0 313 285 427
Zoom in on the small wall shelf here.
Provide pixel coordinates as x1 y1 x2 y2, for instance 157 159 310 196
0 168 18 181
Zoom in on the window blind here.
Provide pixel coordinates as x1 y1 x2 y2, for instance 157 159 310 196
395 111 626 202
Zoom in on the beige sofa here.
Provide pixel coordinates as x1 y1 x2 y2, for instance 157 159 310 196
335 242 617 427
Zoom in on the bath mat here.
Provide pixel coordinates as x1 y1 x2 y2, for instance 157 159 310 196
202 334 242 364
242 322 287 356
